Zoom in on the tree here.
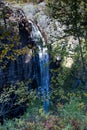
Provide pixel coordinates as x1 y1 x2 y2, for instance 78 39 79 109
47 0 87 84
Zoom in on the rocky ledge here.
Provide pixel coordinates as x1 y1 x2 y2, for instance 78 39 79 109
3 1 65 44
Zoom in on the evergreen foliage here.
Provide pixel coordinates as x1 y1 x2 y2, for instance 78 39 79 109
47 0 87 88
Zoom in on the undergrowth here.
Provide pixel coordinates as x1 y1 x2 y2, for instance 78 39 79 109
0 89 87 130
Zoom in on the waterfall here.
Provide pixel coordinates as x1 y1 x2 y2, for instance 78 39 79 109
28 20 50 112
39 49 49 113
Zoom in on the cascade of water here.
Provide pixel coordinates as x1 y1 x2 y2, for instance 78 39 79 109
39 50 49 113
9 7 50 111
28 20 50 112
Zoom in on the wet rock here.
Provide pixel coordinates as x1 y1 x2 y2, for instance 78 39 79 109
0 3 34 88
0 116 3 125
84 126 87 130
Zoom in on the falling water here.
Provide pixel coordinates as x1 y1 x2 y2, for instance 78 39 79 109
15 8 50 112
29 20 50 113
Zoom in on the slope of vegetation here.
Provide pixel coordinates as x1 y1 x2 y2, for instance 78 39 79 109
0 90 87 130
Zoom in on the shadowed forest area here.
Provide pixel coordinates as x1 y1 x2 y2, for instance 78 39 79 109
0 0 87 130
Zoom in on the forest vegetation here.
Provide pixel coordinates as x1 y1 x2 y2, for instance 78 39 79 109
0 0 87 130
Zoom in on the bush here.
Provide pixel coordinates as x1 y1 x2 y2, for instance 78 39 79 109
0 81 30 124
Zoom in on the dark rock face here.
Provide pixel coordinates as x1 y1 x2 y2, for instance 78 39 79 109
0 3 40 90
84 126 87 130
0 2 41 122
0 56 32 85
